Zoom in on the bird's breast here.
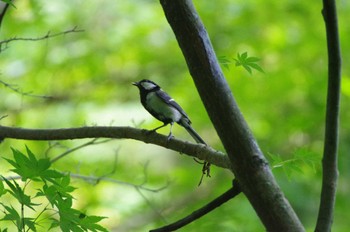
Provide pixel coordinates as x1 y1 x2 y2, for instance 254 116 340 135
145 92 182 122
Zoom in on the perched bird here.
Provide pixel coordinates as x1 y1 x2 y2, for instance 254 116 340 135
133 79 210 184
132 79 206 144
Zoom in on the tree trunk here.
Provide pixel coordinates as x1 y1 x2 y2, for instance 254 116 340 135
160 0 305 231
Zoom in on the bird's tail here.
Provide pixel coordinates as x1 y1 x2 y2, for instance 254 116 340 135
185 125 206 145
181 119 206 145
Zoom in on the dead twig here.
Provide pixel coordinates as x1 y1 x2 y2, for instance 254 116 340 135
0 26 84 52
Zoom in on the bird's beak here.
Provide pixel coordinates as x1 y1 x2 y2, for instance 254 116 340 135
132 81 139 86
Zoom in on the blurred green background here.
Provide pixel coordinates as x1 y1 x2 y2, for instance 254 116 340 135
0 0 349 231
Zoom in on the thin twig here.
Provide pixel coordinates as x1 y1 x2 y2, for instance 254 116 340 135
69 173 170 193
0 114 8 120
50 138 113 163
135 187 167 223
0 26 84 52
3 173 170 193
0 79 54 99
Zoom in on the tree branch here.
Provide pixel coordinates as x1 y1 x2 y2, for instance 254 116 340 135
0 26 84 52
159 0 304 231
0 125 230 170
0 1 10 30
3 172 169 193
0 79 54 99
315 0 342 231
150 179 241 232
50 138 112 163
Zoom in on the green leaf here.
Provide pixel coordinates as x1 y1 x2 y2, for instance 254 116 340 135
6 148 38 180
23 217 37 232
79 215 108 232
5 147 54 181
245 56 261 62
218 56 231 70
0 179 7 197
247 62 265 73
219 52 264 75
1 176 19 198
242 64 252 74
233 52 265 74
0 204 20 221
1 177 39 211
42 170 65 184
268 149 320 180
37 184 58 207
0 204 22 230
241 51 248 59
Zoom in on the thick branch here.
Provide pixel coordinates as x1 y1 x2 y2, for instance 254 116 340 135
315 0 342 231
160 0 304 231
0 125 230 170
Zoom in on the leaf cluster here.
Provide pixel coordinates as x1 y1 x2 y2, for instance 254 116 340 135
219 52 264 74
0 146 107 232
268 148 319 180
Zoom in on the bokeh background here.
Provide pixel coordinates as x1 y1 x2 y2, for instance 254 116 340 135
0 0 349 231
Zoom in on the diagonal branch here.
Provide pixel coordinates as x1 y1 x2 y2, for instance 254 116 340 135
159 0 304 231
0 125 231 170
150 179 241 232
315 0 342 231
50 138 112 163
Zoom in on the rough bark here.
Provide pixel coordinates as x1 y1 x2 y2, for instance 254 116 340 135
160 0 305 231
0 125 230 169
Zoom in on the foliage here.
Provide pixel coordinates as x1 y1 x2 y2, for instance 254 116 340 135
219 52 264 74
0 147 107 232
268 148 320 180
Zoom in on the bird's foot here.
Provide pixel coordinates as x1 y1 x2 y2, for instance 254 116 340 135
203 162 211 178
167 133 174 141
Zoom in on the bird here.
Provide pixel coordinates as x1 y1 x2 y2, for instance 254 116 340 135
132 79 206 144
133 79 210 184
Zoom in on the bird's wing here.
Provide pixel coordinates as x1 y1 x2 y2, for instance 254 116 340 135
156 90 190 121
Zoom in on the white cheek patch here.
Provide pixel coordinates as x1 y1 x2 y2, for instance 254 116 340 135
141 82 157 90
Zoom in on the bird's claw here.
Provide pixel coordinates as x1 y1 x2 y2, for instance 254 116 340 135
167 133 174 141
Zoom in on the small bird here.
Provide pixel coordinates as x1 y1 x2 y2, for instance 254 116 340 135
133 79 210 184
133 79 205 144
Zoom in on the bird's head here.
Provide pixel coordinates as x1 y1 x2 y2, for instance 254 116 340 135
132 79 159 91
